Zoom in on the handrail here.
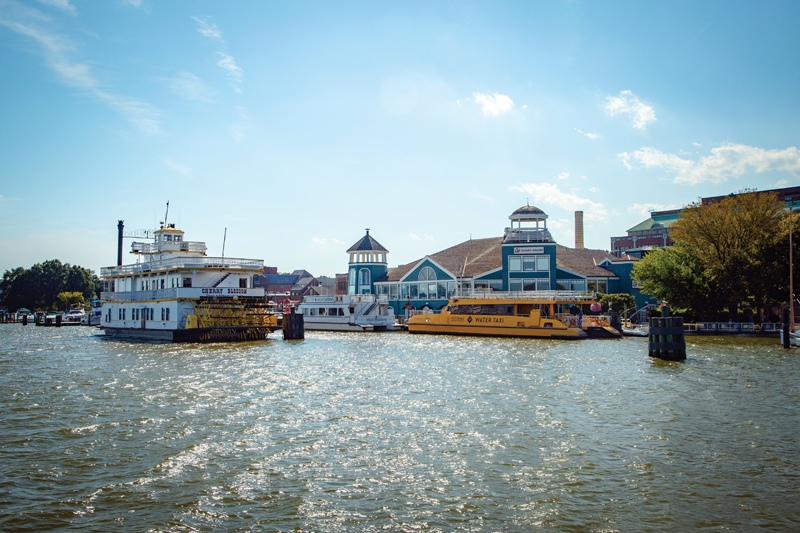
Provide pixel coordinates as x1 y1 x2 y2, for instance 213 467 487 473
101 256 264 276
454 290 597 302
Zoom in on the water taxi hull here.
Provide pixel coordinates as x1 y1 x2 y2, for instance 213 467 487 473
407 313 587 339
102 325 278 343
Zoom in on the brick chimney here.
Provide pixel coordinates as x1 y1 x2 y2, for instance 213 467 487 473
575 211 584 249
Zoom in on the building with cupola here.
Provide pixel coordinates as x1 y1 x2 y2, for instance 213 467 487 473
345 205 658 315
346 229 389 295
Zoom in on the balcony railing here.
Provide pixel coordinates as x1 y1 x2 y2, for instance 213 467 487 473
101 256 264 277
503 228 554 243
131 241 207 254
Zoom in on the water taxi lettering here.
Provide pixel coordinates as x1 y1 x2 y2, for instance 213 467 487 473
473 317 504 324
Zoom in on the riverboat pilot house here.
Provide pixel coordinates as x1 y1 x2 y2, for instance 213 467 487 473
345 206 651 315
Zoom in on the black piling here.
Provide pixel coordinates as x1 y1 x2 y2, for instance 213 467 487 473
55 314 62 327
648 305 686 360
22 314 27 326
783 308 791 349
282 309 305 340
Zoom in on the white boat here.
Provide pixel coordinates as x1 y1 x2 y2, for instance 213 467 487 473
297 294 396 332
780 329 798 346
15 309 34 323
82 300 102 326
622 325 649 337
62 307 86 325
100 219 279 342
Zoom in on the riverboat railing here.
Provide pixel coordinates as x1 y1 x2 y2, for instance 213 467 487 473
684 322 782 334
101 256 264 277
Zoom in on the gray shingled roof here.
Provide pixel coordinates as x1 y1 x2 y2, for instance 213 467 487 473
510 205 546 217
381 238 619 281
347 231 388 253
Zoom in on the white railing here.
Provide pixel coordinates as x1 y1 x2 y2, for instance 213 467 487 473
101 256 264 276
131 241 207 254
454 290 597 302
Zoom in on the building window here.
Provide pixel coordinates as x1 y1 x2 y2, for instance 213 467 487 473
348 268 356 295
536 279 550 291
510 279 522 292
410 283 419 298
358 268 371 294
509 256 521 271
523 256 537 272
536 256 550 272
418 266 436 282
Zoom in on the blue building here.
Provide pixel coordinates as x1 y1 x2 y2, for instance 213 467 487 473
346 207 656 314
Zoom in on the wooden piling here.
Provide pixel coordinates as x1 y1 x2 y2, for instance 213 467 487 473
282 309 305 340
783 308 791 349
649 307 686 360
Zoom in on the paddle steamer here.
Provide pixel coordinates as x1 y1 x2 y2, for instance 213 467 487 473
100 222 278 342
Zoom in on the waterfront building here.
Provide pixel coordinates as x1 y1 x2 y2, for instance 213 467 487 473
354 206 655 315
610 209 681 258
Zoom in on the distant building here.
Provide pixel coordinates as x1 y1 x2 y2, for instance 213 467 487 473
610 209 681 258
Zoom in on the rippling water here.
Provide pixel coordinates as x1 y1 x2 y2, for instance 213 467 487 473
1 325 798 532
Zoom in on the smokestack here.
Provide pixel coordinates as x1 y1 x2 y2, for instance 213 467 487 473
117 220 124 266
574 211 584 249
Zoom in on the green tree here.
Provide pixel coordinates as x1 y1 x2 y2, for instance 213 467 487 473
0 260 102 311
598 293 635 313
57 291 85 311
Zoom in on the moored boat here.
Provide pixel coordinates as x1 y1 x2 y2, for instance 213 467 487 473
100 217 278 343
62 307 86 325
407 291 621 339
297 293 396 332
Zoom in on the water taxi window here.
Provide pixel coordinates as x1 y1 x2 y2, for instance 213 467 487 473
509 256 522 271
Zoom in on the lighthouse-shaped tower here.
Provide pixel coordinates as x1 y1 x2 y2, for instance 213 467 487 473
502 204 556 291
346 229 388 295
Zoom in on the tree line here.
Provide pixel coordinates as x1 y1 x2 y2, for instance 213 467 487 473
0 260 102 312
632 190 798 322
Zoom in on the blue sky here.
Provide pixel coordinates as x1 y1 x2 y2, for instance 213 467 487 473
1 0 798 277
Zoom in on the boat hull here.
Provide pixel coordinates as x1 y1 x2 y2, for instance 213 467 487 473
302 321 391 332
102 325 277 343
407 319 586 340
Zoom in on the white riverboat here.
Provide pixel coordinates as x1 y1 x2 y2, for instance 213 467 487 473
297 294 396 332
100 222 278 342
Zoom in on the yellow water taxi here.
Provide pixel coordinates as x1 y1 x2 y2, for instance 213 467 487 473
406 291 621 340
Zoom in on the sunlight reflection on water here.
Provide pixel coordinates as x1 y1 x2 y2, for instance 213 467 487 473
1 326 798 532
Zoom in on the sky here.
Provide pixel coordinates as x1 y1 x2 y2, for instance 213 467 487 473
1 0 799 277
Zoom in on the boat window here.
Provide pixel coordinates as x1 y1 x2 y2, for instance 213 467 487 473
183 277 192 288
239 278 247 288
328 308 339 316
161 279 165 289
166 308 170 321
319 308 327 316
509 256 522 271
162 308 165 320
338 308 345 316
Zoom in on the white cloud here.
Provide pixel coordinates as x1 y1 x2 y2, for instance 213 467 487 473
509 182 609 223
471 92 514 116
311 237 326 245
692 142 702 147
558 172 569 180
575 128 600 140
121 0 144 7
604 90 656 130
0 4 163 135
216 52 242 85
589 187 598 193
169 72 215 102
769 179 789 189
162 157 192 178
424 234 435 241
409 233 420 241
628 203 678 217
618 143 800 185
192 16 224 43
34 0 76 15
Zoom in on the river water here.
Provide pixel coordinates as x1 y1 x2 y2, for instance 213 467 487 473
1 325 798 532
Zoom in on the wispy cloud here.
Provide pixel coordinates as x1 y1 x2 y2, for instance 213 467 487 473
168 72 215 102
558 172 569 180
409 233 434 241
230 125 245 142
628 202 678 217
311 237 327 245
192 16 242 93
0 1 163 135
34 0 76 16
162 157 192 178
469 92 514 116
575 128 600 140
509 181 609 222
604 90 656 130
618 143 800 185
191 16 224 43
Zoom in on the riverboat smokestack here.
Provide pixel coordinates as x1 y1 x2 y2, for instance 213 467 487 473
574 211 584 250
117 220 124 266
